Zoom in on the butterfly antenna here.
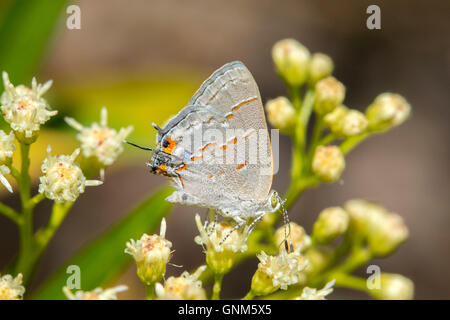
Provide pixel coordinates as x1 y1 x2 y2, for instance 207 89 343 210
123 140 154 152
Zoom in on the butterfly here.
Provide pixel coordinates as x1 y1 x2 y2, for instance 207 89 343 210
128 61 290 246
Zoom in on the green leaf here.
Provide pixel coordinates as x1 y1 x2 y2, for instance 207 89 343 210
0 0 68 89
32 187 173 300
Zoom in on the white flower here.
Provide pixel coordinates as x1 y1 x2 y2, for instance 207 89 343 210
312 145 345 182
0 273 25 300
155 266 207 300
65 107 133 167
194 214 248 274
253 248 308 293
295 280 335 300
195 214 248 253
38 146 102 203
63 285 127 300
1 72 56 139
125 218 172 285
0 130 15 164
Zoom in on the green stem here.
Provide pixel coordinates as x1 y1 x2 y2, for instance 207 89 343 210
35 202 73 257
299 89 315 127
340 132 369 154
212 273 224 300
332 273 368 292
0 202 22 224
29 193 45 210
15 143 33 282
146 283 155 300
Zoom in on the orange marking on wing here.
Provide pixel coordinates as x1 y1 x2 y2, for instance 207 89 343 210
175 164 188 171
236 161 247 170
200 142 217 152
232 97 257 112
219 171 225 175
226 114 234 119
220 145 227 151
190 155 203 161
208 174 214 179
158 164 167 172
163 137 177 154
228 137 238 144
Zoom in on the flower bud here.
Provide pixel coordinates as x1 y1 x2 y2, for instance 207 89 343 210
314 77 345 115
308 53 334 84
272 39 310 86
295 280 335 300
125 218 172 285
194 214 247 275
312 145 345 182
366 93 411 132
325 106 368 137
155 266 207 300
265 97 296 132
370 273 414 300
341 110 368 136
63 285 127 300
250 249 307 296
345 199 409 256
312 207 349 244
367 211 409 257
1 72 56 144
303 247 333 277
0 273 25 300
274 222 311 252
38 146 103 203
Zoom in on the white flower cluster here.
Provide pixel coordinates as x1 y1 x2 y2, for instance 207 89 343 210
63 285 127 300
1 72 56 140
256 249 308 290
0 273 25 300
155 266 207 300
194 214 248 254
38 146 102 203
125 218 172 285
65 107 133 168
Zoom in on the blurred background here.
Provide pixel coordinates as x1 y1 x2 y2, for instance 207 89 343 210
0 0 448 299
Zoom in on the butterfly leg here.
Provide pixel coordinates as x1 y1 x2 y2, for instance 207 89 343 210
207 209 218 237
219 216 246 246
245 211 266 242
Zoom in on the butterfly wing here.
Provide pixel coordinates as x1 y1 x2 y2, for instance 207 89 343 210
157 61 273 204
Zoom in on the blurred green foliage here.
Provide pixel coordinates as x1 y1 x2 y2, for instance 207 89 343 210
0 0 68 89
